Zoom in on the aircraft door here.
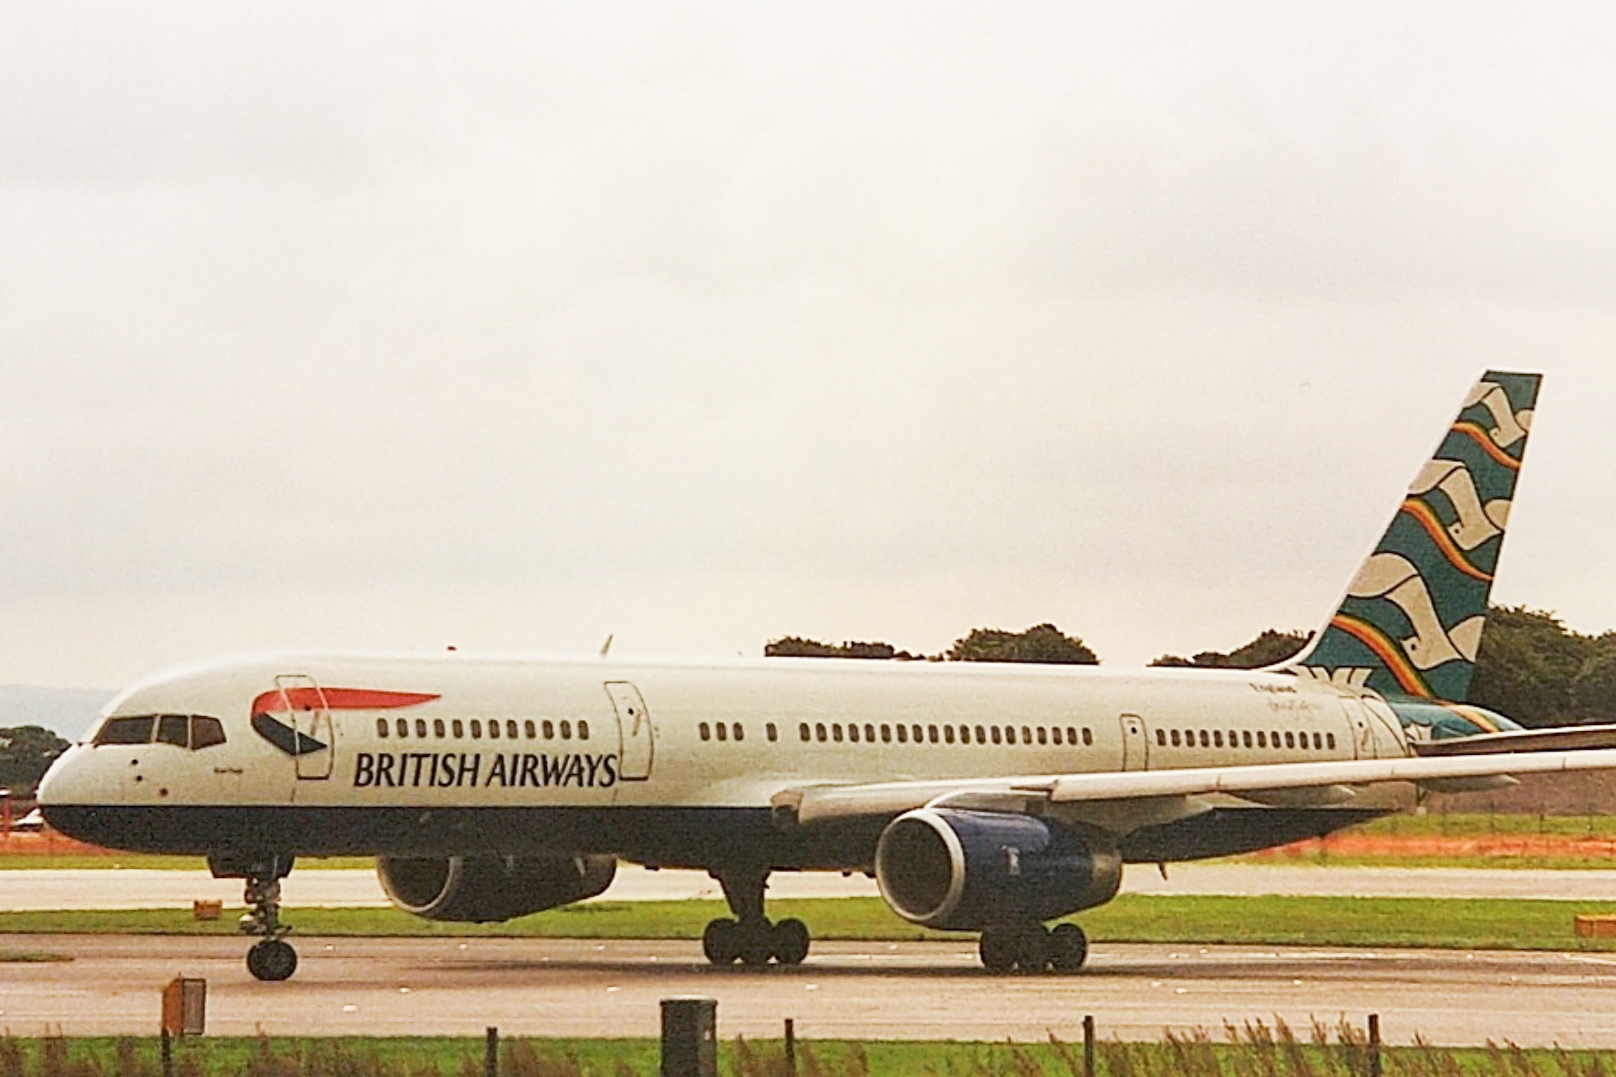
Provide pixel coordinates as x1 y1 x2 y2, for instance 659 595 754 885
605 681 653 782
277 675 334 780
1119 714 1148 771
1340 697 1376 760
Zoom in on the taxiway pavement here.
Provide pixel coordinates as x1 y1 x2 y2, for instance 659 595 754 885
1 863 1614 910
1 935 1614 1047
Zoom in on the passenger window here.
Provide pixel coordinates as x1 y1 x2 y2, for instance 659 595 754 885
881 724 891 743
1038 727 1047 745
864 723 875 742
847 724 859 743
453 719 465 738
1067 726 1079 745
156 714 188 747
895 724 907 743
509 720 521 739
1052 727 1063 745
1170 730 1181 747
991 727 1002 745
974 725 986 744
767 723 778 742
815 723 827 742
558 720 570 740
579 719 589 740
1256 731 1266 748
700 722 711 741
800 723 811 742
1327 732 1336 750
944 725 955 744
1199 730 1209 748
1284 731 1295 749
716 722 727 741
543 720 555 739
417 719 428 738
525 720 536 738
396 718 409 738
470 720 482 739
191 716 227 750
1213 730 1223 748
377 718 389 738
832 724 843 742
434 719 446 738
489 721 501 739
1313 732 1322 750
1156 729 1166 747
1082 727 1093 746
1021 725 1032 744
1243 730 1253 748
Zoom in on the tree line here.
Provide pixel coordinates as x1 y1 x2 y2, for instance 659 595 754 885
768 606 1616 730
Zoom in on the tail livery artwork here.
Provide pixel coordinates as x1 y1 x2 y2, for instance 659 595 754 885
40 370 1616 981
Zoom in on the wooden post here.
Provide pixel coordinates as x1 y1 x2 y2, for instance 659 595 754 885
159 1028 173 1077
1367 1013 1381 1077
1083 1014 1095 1077
784 1018 796 1072
485 1026 498 1077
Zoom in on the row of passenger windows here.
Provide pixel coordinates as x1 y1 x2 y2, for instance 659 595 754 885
802 721 1094 747
377 717 591 743
93 714 227 750
1158 727 1336 751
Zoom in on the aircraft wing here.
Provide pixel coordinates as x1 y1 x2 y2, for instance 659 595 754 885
773 747 1616 825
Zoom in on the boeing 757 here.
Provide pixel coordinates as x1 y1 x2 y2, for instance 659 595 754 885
39 370 1616 981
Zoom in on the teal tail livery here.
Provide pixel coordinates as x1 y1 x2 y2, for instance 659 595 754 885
1285 371 1540 703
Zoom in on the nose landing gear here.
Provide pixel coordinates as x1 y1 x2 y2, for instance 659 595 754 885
209 853 299 982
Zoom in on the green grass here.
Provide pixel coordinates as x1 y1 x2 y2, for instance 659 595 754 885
6 894 1616 952
8 1031 1616 1077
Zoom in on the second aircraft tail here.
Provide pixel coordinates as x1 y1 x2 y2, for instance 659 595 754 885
1284 370 1541 702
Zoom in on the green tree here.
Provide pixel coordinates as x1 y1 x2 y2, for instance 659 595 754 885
1150 629 1308 670
765 637 915 660
0 725 69 793
1469 606 1586 727
1571 632 1616 724
946 624 1098 665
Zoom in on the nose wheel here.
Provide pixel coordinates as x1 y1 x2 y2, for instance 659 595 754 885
234 862 299 981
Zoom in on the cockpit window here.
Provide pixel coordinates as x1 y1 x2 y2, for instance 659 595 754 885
156 714 188 747
93 714 227 750
93 715 155 745
192 716 226 750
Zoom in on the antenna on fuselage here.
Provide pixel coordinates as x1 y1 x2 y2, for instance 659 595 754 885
600 634 614 658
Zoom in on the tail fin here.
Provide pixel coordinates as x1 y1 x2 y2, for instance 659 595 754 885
1285 370 1541 702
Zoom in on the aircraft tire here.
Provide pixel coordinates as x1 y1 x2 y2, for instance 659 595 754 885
1013 924 1052 974
772 918 811 965
702 918 742 964
246 939 298 982
1050 923 1087 972
738 923 774 967
978 926 1018 974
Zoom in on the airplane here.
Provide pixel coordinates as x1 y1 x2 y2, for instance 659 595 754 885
37 369 1616 982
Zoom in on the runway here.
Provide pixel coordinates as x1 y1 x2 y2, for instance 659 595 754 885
5 862 1616 909
3 935 1616 1047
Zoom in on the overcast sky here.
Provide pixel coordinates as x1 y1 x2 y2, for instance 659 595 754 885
4 3 1615 689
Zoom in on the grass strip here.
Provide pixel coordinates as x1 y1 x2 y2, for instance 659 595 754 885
4 894 1616 952
6 1033 1616 1077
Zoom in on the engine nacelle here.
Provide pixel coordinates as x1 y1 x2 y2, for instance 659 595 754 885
874 809 1120 931
377 854 616 922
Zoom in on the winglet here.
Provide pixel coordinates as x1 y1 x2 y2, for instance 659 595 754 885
1284 371 1541 702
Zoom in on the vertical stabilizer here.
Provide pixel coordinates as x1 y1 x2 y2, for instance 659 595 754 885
1285 371 1541 702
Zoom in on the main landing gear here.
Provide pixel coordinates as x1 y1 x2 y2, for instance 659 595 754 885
700 867 811 967
978 920 1088 974
209 854 300 981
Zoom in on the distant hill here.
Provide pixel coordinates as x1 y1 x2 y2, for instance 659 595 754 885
0 686 113 742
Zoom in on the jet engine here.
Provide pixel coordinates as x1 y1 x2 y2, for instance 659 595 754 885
874 809 1120 931
377 854 616 922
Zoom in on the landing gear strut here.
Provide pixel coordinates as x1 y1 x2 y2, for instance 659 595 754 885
701 867 811 967
979 920 1087 974
210 854 299 981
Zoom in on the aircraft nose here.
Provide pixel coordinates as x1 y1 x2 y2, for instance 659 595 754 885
37 745 111 814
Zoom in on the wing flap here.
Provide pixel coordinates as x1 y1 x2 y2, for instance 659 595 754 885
778 748 1616 825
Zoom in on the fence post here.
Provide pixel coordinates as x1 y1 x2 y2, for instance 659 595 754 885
1083 1014 1095 1077
1367 1013 1381 1077
485 1026 499 1077
160 1028 173 1077
784 1018 796 1072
